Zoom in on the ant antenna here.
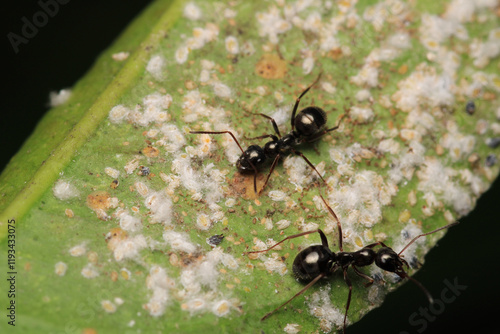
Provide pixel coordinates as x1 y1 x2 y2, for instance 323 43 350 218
291 72 323 131
398 221 459 256
394 221 460 303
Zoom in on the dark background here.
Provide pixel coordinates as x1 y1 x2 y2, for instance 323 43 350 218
2 1 499 333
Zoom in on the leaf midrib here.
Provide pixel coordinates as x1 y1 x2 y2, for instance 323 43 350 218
0 0 184 238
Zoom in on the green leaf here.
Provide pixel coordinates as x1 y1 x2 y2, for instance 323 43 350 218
2 0 499 333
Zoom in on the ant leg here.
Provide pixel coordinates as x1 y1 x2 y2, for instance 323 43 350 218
245 134 278 141
190 130 259 193
252 172 258 194
364 241 388 249
352 265 374 287
306 125 340 143
398 221 459 256
261 273 325 321
342 268 352 334
291 149 327 187
291 72 323 131
246 229 329 255
243 109 282 138
305 111 348 142
258 154 280 195
189 130 245 154
318 194 343 251
255 113 282 138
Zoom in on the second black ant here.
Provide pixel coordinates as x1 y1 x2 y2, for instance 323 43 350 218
190 73 343 195
246 195 458 333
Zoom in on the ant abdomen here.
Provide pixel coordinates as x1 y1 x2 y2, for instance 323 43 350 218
292 245 335 282
294 106 327 137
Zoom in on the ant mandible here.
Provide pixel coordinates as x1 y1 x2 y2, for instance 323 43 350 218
190 73 341 195
246 195 458 333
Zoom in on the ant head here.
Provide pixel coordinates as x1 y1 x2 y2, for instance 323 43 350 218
292 245 336 282
375 247 407 276
236 145 265 172
294 106 327 137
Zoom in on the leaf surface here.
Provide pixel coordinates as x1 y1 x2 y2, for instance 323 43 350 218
1 1 500 333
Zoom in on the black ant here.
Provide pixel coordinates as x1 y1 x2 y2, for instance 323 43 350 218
190 73 342 195
246 195 458 333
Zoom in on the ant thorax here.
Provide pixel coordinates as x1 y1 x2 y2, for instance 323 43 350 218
278 133 300 150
